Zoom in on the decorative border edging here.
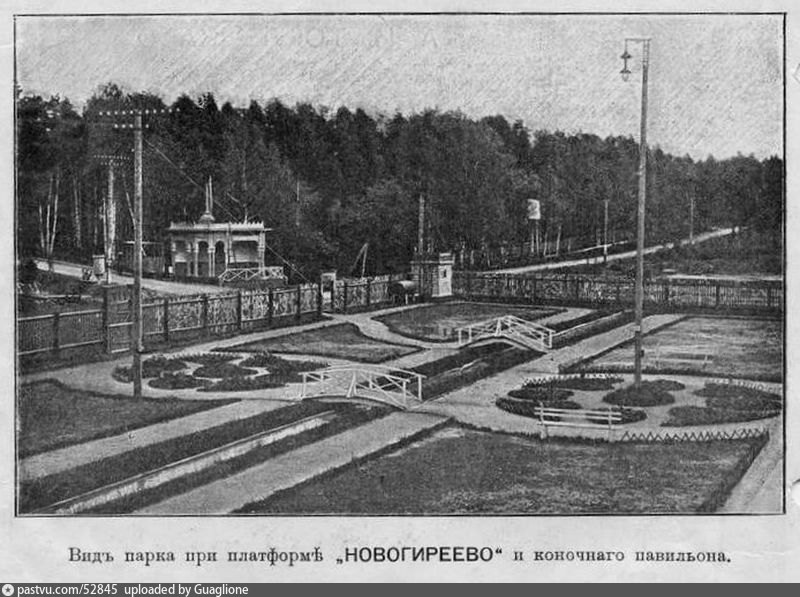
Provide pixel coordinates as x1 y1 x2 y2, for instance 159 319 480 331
618 426 769 443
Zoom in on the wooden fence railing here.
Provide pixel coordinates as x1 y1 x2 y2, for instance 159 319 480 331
18 274 407 361
453 272 782 312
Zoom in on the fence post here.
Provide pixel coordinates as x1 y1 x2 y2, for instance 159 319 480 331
296 284 302 322
268 288 274 326
52 312 60 357
317 283 323 318
202 295 210 336
343 281 349 314
236 290 243 331
103 285 112 354
366 278 372 308
715 283 721 308
663 280 670 307
538 401 547 439
163 298 170 343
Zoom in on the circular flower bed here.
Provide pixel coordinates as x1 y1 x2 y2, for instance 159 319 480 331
602 380 677 407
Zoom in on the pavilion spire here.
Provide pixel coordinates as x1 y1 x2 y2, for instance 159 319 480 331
199 175 215 223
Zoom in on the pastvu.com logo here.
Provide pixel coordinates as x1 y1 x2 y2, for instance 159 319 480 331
2 584 14 596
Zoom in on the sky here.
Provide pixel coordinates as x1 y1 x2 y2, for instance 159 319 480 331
14 13 783 160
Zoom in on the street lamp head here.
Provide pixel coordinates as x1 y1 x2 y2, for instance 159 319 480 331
620 49 632 82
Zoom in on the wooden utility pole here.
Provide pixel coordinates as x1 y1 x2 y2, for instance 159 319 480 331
93 107 173 399
603 198 610 265
132 112 144 398
621 37 651 389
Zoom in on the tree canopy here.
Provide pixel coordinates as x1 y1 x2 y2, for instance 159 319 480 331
16 84 783 278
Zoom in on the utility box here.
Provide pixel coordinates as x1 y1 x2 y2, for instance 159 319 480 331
410 252 454 299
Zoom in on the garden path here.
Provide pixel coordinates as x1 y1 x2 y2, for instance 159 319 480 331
490 227 736 274
33 259 229 296
135 411 448 514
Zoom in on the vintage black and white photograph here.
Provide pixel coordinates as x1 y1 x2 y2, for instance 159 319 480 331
11 8 785 524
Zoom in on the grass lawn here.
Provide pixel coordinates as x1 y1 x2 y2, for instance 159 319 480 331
17 380 235 458
224 323 420 363
240 428 763 514
374 302 558 342
20 400 383 512
581 317 782 382
88 402 390 514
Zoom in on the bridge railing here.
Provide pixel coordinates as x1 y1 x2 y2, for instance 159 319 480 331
299 365 425 410
456 315 553 351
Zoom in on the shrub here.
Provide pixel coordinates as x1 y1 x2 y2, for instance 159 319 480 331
193 363 258 379
602 381 676 407
19 258 40 286
149 372 210 390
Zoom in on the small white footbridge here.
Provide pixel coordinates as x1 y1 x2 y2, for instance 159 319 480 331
297 314 553 411
456 314 554 352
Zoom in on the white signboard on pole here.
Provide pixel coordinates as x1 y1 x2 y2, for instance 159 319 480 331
527 198 541 220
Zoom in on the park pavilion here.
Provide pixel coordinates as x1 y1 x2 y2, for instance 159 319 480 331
167 178 282 283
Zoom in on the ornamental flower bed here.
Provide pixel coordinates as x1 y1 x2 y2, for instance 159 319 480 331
181 352 239 365
663 382 782 426
149 372 210 390
586 407 647 425
192 363 259 379
602 380 677 407
507 386 574 401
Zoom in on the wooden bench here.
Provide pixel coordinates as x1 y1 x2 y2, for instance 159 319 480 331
533 404 623 441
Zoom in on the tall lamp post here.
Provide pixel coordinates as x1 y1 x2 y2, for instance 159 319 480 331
620 37 650 390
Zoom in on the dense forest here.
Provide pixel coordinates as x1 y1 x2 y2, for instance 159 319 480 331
16 83 783 278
